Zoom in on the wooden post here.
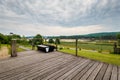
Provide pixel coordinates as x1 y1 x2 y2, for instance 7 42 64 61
75 39 78 56
32 39 35 50
11 39 17 57
56 42 58 51
114 42 117 54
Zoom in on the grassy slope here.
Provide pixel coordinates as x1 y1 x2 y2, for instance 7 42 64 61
59 48 120 66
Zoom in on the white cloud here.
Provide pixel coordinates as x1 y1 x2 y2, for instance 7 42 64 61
0 0 120 36
44 25 105 36
1 0 116 23
0 22 105 36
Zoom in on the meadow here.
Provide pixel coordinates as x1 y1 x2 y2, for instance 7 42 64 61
58 40 120 66
59 40 114 53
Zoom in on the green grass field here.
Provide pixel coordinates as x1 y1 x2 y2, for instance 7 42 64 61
59 48 120 66
60 41 114 52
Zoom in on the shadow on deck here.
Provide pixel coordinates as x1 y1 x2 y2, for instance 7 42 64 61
0 51 119 80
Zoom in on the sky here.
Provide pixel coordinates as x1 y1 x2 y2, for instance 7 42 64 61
0 0 120 36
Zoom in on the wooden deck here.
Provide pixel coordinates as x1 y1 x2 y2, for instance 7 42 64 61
0 51 119 80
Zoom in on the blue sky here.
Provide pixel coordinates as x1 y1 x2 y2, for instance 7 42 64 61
0 0 120 36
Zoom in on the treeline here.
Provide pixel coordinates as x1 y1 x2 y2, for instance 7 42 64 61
0 33 43 45
0 33 60 46
48 32 120 40
0 33 21 44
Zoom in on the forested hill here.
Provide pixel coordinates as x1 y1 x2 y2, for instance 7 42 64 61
48 32 120 40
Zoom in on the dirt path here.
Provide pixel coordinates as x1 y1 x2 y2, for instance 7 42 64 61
0 47 10 59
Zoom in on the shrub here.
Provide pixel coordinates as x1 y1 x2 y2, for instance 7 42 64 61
109 50 114 54
55 38 60 44
59 47 63 50
79 48 81 51
48 38 54 43
33 34 43 45
67 47 70 49
98 49 102 53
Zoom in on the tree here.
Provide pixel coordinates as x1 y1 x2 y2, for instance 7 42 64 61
7 34 21 44
33 34 43 45
19 35 29 45
0 33 8 44
48 38 54 43
55 38 60 44
0 33 5 43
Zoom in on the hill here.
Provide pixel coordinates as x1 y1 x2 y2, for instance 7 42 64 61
48 32 120 40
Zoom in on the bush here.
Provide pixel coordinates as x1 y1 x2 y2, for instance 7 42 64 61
59 47 63 50
109 50 114 54
33 34 43 45
67 47 70 49
55 38 60 44
98 49 102 53
48 38 54 43
79 48 81 51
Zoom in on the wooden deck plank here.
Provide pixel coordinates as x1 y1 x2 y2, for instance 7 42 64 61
0 54 68 79
16 54 77 80
56 59 90 80
41 58 85 80
24 55 78 80
0 51 62 73
72 61 95 80
63 60 93 80
11 59 74 80
0 51 63 77
118 67 120 80
103 64 113 80
27 58 84 80
3 54 75 80
79 62 99 80
95 63 108 80
87 62 103 80
32 58 82 80
0 51 119 80
110 65 118 80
